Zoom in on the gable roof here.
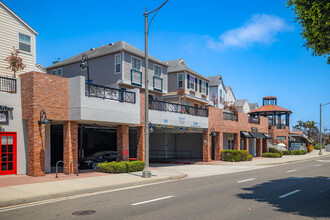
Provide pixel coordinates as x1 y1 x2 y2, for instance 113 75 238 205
235 99 248 107
249 103 259 111
0 1 38 35
225 86 236 100
46 41 168 69
166 58 209 81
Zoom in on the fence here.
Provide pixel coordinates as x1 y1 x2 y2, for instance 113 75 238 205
0 76 16 93
223 112 238 121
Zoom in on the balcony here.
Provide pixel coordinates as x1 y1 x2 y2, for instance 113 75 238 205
248 116 260 124
223 112 238 121
86 83 135 104
153 76 163 92
131 69 142 86
0 76 16 93
149 100 208 117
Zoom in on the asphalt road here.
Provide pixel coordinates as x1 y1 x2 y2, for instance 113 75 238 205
1 156 330 220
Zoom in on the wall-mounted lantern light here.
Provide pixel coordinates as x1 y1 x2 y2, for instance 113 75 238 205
210 127 216 137
149 122 154 134
38 110 49 125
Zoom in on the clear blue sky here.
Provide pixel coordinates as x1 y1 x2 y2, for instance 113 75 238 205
6 0 330 130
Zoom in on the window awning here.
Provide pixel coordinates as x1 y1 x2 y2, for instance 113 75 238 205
241 131 253 138
262 133 272 139
249 132 265 139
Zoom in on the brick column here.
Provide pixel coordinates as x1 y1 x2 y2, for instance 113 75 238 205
137 126 145 161
233 133 240 150
244 138 249 151
28 119 46 177
63 121 78 174
203 130 211 162
262 139 268 154
256 138 262 157
117 125 129 161
215 132 222 160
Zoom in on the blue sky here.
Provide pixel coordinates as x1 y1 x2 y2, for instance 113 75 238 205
5 0 330 130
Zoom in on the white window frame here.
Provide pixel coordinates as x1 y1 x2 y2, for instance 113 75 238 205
154 64 162 77
131 56 142 71
18 33 32 54
114 54 121 74
177 73 183 88
201 81 206 94
190 75 195 90
57 68 63 76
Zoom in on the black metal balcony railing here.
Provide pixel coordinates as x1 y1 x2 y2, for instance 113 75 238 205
149 99 208 117
0 76 16 93
248 116 260 124
223 112 238 121
86 83 136 104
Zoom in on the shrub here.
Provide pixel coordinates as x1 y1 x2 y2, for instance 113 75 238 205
269 147 283 157
282 151 292 155
262 153 282 158
127 161 145 172
221 150 253 162
97 161 145 173
293 150 307 155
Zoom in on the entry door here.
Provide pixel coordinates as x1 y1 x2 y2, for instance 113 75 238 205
0 133 17 175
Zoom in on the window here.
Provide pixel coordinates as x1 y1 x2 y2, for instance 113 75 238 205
190 75 195 90
51 70 56 75
18 33 31 53
58 69 63 76
195 78 197 91
277 136 286 140
199 80 202 93
220 89 222 102
187 74 190 88
201 81 206 94
228 140 234 150
206 82 209 95
154 65 161 77
178 74 183 88
115 54 121 73
132 57 141 71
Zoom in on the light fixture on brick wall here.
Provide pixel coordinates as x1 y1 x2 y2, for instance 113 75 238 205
210 127 216 137
38 110 49 125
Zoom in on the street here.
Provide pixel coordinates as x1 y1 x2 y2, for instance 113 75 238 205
1 156 330 220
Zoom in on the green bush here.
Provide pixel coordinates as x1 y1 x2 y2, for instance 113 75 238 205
262 153 282 158
96 161 145 173
282 150 307 155
127 161 145 172
269 147 283 157
220 150 253 162
283 150 293 155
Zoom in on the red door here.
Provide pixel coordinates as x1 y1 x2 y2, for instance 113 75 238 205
0 132 17 175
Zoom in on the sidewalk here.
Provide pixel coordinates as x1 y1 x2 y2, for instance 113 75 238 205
0 167 186 207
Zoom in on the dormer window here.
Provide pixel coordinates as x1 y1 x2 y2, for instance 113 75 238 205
18 33 31 53
154 65 161 77
201 81 206 94
190 75 195 90
132 57 141 71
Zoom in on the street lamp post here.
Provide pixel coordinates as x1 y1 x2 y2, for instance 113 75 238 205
319 102 330 155
142 0 168 178
80 54 90 97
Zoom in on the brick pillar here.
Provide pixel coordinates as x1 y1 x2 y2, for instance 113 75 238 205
28 119 46 177
203 130 211 162
117 125 129 161
137 126 145 161
244 138 249 151
63 121 78 174
256 138 262 157
215 132 222 160
262 139 268 153
233 133 240 150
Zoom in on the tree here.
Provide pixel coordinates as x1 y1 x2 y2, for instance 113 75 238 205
176 88 185 104
286 0 330 64
4 47 26 78
211 92 218 107
294 120 319 140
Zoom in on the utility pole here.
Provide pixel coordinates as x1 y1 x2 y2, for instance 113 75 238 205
319 102 330 155
142 0 168 178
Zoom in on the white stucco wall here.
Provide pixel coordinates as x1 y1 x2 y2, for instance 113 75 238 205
69 76 140 125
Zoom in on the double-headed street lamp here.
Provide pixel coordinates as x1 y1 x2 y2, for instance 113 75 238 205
319 102 330 155
142 0 169 178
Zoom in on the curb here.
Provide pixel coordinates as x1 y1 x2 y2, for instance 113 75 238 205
0 173 187 208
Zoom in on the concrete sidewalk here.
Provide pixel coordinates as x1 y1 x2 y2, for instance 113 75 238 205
0 168 186 207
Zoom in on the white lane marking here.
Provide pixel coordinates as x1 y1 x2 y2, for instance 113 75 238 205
279 190 300 199
237 178 255 183
317 160 330 162
287 169 297 173
131 196 175 206
0 179 177 213
315 164 322 167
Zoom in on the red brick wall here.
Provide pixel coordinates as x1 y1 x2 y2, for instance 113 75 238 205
63 121 78 174
269 126 290 148
137 92 146 161
203 130 211 162
21 72 70 176
117 125 129 161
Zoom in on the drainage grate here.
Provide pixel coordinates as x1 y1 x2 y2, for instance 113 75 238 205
72 210 96 216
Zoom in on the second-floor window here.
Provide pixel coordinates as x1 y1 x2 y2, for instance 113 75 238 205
178 74 183 88
132 57 141 71
220 89 223 102
154 65 161 77
18 33 31 53
115 54 121 73
190 75 195 90
201 81 206 94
